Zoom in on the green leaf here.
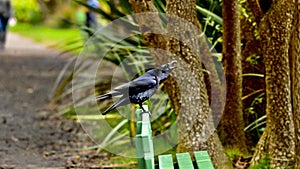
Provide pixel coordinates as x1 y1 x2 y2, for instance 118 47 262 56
196 6 223 25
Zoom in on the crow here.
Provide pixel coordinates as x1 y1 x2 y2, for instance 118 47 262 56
96 60 177 115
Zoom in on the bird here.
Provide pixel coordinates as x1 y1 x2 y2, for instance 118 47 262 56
96 60 177 115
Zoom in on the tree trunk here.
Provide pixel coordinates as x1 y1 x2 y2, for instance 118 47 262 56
218 0 248 153
129 0 232 168
165 0 231 168
289 3 300 167
250 0 296 168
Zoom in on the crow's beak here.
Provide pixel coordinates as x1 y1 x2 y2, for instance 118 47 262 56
169 60 177 70
170 66 177 70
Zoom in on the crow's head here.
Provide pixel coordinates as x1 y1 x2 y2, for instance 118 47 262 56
157 60 177 84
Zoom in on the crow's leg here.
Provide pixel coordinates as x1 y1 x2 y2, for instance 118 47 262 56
139 103 151 115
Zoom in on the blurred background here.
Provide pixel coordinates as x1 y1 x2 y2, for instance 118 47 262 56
4 0 273 168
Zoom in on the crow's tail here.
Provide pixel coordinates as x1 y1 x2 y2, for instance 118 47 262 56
102 97 130 115
96 93 112 100
96 91 121 100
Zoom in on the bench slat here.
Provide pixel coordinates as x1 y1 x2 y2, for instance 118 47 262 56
176 153 194 169
158 154 174 169
194 151 214 169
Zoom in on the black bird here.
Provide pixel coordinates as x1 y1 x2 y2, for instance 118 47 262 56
96 60 177 115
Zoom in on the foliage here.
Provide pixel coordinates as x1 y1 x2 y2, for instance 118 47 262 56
11 0 43 23
242 88 266 146
226 148 245 159
45 4 79 28
196 0 223 51
10 22 83 52
248 157 269 169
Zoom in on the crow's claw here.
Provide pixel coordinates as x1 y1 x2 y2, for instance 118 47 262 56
140 110 151 116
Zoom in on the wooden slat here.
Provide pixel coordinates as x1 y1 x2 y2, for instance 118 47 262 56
158 154 174 169
176 153 194 169
194 151 214 169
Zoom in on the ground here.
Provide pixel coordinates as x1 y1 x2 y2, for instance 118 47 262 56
0 33 106 169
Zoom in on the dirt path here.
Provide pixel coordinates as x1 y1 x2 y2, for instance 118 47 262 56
0 33 102 169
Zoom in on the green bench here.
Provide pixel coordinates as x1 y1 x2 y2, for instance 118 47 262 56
135 107 214 169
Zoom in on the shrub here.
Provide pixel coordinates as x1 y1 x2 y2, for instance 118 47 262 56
11 0 43 23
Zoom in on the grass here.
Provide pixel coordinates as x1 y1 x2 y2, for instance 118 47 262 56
248 157 269 169
9 22 84 53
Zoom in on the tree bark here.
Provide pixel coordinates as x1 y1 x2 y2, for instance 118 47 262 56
165 0 231 168
218 0 248 153
247 0 264 23
289 3 300 167
129 0 231 168
250 0 296 168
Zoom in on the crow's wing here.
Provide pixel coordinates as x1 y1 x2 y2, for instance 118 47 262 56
102 96 131 115
96 75 157 100
113 69 157 90
113 75 158 95
129 76 158 93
